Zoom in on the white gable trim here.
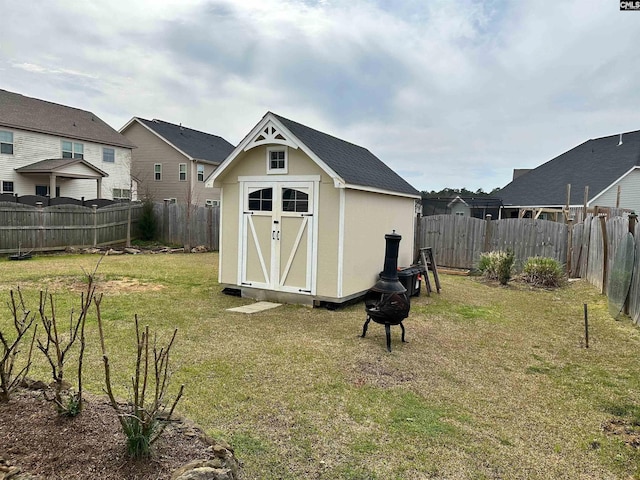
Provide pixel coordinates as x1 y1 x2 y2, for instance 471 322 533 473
589 166 639 205
244 120 299 150
120 117 193 161
342 183 422 199
210 112 344 188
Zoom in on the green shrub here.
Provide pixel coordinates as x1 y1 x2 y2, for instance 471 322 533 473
138 199 158 241
522 257 565 287
477 250 515 285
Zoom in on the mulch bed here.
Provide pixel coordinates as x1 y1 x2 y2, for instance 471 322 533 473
0 387 218 480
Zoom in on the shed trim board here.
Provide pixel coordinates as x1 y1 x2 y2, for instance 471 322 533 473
337 187 346 298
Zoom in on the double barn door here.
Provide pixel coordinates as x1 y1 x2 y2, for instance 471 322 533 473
241 181 315 294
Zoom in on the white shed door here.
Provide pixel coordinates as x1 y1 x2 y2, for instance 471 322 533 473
241 181 315 294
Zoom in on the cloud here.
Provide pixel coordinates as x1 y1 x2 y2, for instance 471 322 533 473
1 0 639 192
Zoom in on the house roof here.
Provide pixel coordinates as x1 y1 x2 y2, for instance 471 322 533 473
127 118 235 164
499 129 640 207
15 158 108 177
0 89 134 149
272 114 419 197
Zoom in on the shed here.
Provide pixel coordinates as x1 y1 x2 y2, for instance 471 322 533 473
208 112 421 306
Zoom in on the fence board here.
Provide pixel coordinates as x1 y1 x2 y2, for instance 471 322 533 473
154 202 220 251
0 202 141 253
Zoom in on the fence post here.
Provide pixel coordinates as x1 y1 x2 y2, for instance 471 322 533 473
207 205 213 251
92 205 98 247
599 215 608 294
36 202 44 251
484 214 492 253
126 202 132 247
163 199 170 244
566 216 573 276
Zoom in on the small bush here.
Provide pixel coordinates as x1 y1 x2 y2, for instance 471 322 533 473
522 257 565 287
477 250 515 285
138 199 158 241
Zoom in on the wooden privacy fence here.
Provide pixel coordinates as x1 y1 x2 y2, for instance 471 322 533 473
420 215 567 269
153 201 220 251
0 202 142 253
570 214 640 325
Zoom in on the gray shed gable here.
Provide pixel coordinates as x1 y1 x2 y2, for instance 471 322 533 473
499 129 640 206
135 118 234 164
272 114 419 196
0 89 134 149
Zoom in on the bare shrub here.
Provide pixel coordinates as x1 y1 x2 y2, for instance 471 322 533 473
95 295 184 458
0 288 37 402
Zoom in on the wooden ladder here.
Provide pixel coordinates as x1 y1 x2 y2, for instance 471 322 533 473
417 247 441 295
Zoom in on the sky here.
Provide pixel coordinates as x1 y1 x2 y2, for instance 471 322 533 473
1 0 639 193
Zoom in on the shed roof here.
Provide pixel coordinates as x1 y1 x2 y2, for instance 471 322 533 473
212 112 420 198
499 129 640 206
130 118 234 164
0 89 134 149
272 114 419 197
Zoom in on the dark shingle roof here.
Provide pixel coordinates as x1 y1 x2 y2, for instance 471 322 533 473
15 158 108 176
499 130 640 206
0 89 134 148
136 118 234 164
273 113 419 196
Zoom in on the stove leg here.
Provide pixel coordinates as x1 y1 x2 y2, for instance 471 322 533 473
385 324 392 352
361 316 371 338
400 322 407 343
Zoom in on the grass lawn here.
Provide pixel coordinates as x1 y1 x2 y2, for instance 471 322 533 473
1 252 640 479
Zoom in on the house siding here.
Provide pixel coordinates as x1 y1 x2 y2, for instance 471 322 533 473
590 168 640 214
0 128 131 199
121 121 220 204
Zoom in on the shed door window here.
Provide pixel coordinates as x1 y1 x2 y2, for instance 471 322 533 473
282 188 309 213
248 188 273 211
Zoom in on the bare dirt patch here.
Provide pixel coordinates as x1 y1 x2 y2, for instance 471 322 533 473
602 419 640 448
0 277 165 295
0 387 221 480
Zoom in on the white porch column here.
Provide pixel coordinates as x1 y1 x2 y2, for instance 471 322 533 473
49 173 57 198
97 178 102 199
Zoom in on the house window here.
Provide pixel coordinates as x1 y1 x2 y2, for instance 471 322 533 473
154 164 162 181
248 188 273 211
2 181 14 193
179 163 187 181
62 141 84 159
197 164 204 182
35 185 60 197
0 131 13 155
267 147 287 174
455 212 465 216
103 147 115 163
113 188 131 201
282 188 309 213
205 199 220 207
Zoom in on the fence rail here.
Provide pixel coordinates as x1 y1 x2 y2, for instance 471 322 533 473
0 201 142 253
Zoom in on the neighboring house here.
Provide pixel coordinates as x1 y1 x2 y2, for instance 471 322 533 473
119 118 235 205
499 130 640 219
209 111 421 306
422 195 503 219
0 89 134 200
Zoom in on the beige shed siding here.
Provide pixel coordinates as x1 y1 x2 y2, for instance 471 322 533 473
219 182 240 285
342 190 415 296
590 168 640 214
0 128 131 199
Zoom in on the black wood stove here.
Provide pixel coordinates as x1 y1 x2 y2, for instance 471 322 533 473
361 231 411 352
